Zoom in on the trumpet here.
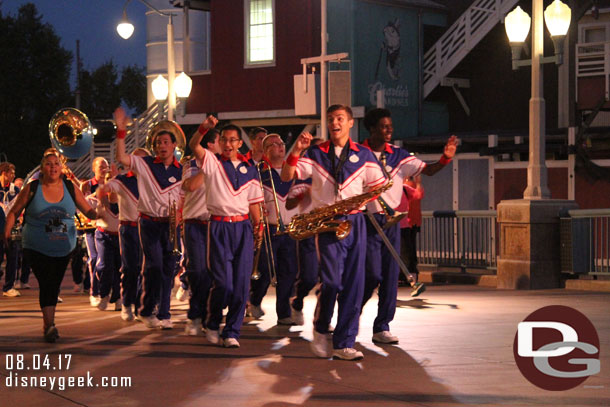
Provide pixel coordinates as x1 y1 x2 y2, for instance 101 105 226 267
251 161 278 286
169 198 181 257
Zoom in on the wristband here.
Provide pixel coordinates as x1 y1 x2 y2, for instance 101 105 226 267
197 123 210 136
286 153 299 167
117 129 126 139
439 154 452 166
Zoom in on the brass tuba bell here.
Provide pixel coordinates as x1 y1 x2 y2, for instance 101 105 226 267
49 108 94 159
146 120 186 161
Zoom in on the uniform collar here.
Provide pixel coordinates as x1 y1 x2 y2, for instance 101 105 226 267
318 138 360 154
219 153 249 163
126 171 135 177
90 177 99 186
361 138 393 154
153 156 181 168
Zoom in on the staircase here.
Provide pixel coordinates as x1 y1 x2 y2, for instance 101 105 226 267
423 0 519 98
69 102 170 180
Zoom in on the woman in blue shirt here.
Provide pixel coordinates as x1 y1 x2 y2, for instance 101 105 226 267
3 149 98 342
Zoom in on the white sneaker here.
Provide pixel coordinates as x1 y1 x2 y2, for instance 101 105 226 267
14 281 21 289
20 283 31 289
3 288 21 297
73 283 83 293
372 331 399 344
121 305 134 321
175 286 189 302
290 305 304 326
97 296 109 311
206 329 220 345
89 295 101 307
141 315 161 329
57 296 63 303
185 318 202 336
159 319 173 330
248 304 265 319
277 317 294 325
114 302 121 311
223 337 240 348
332 348 364 361
310 330 330 358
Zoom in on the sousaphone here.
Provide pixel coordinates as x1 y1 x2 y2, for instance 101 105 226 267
145 120 186 161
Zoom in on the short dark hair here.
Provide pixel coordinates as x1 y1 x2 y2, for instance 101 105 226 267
364 108 391 132
202 128 219 149
327 104 353 119
248 127 267 139
221 124 243 140
155 130 176 143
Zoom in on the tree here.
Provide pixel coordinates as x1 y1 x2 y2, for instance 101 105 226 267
78 61 121 120
0 3 72 177
120 64 147 114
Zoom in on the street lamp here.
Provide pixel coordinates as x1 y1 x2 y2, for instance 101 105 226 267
117 0 193 121
505 0 571 199
174 72 193 116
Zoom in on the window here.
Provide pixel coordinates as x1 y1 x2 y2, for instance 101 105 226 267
245 0 275 67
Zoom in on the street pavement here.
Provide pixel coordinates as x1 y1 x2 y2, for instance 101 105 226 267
1 275 609 407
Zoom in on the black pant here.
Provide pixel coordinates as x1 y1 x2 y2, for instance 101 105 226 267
24 249 71 308
400 226 420 279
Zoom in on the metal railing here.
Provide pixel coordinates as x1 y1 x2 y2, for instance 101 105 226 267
418 210 498 270
560 209 610 276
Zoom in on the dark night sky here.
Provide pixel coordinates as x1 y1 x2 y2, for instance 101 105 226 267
1 0 148 87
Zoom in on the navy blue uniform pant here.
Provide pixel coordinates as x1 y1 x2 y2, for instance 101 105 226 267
183 221 211 323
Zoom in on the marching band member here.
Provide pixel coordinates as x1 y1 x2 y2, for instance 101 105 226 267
361 108 457 345
0 162 21 297
102 148 149 321
88 176 121 312
248 133 300 325
244 127 267 165
182 127 220 335
114 107 184 330
285 138 324 325
281 104 386 361
81 157 110 307
189 122 263 348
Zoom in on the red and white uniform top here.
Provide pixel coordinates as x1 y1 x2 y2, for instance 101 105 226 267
86 195 119 233
295 139 386 209
286 178 314 218
260 164 300 225
199 152 263 216
105 173 139 223
360 140 426 213
182 157 209 221
129 155 183 218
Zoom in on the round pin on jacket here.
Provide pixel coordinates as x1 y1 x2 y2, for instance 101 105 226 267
349 155 359 163
168 176 177 183
240 166 248 174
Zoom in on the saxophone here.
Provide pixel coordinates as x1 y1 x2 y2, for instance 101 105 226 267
286 181 393 241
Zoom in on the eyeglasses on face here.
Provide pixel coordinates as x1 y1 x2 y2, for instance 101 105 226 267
219 137 241 144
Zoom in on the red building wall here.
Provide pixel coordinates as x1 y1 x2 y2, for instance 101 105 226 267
574 169 610 209
187 0 321 114
494 167 568 207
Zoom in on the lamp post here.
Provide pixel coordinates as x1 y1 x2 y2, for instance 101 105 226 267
497 0 576 290
117 0 192 121
505 0 571 199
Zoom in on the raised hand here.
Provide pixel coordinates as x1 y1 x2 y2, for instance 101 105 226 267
113 107 131 131
293 132 312 154
444 135 458 159
201 115 218 131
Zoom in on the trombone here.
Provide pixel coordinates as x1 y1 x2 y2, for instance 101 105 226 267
377 152 407 229
251 160 285 286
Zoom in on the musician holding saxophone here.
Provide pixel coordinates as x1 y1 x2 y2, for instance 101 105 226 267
281 104 387 361
189 121 263 349
360 108 457 346
114 107 184 330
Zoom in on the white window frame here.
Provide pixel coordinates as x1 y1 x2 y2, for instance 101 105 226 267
244 0 276 68
578 21 610 43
